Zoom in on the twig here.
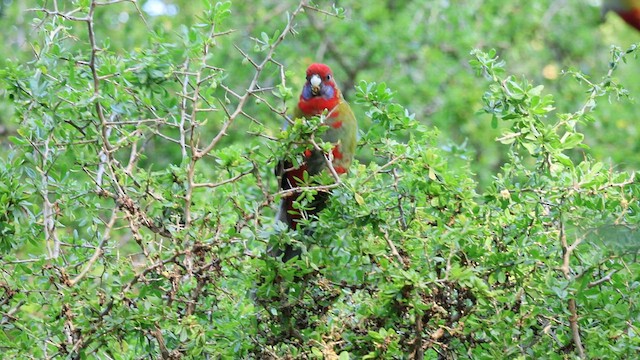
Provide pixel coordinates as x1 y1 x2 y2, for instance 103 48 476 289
0 300 25 325
382 228 404 264
587 269 618 288
274 183 339 198
69 208 118 286
568 299 584 358
362 155 405 184
559 219 586 358
151 325 172 360
178 58 191 159
392 167 408 230
97 189 173 238
192 168 253 188
41 132 60 259
195 0 307 159
413 309 424 360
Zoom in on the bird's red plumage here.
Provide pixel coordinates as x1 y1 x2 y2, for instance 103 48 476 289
297 96 340 116
619 8 640 30
332 146 343 160
305 63 332 79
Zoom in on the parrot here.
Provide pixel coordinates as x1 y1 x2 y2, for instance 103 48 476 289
272 63 357 262
602 0 640 31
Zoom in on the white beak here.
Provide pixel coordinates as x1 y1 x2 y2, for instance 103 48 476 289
310 74 321 87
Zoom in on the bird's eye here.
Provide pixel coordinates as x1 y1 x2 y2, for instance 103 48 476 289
326 74 332 80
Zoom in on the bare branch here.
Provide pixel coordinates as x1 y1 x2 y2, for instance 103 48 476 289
559 219 586 358
587 270 619 288
382 228 404 264
151 325 172 360
192 169 254 189
41 132 60 259
69 208 118 286
274 182 340 198
196 0 308 158
362 155 405 184
178 58 191 159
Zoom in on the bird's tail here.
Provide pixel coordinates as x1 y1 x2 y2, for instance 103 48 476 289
268 199 302 262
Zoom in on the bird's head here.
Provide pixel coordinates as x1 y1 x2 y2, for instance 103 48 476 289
302 63 338 100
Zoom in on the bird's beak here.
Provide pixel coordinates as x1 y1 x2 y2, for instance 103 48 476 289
310 74 321 96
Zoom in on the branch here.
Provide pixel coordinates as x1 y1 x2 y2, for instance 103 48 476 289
192 168 253 188
41 132 61 259
412 309 424 360
97 189 173 238
568 298 585 358
178 58 191 160
382 227 404 265
195 0 307 158
559 219 586 358
69 208 118 286
362 155 405 184
587 269 618 288
151 325 172 360
0 300 25 325
392 167 408 231
274 182 340 198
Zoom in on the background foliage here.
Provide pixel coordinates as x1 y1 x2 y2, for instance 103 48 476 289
1 0 639 358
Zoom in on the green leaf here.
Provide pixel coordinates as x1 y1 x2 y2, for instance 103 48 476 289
560 132 584 150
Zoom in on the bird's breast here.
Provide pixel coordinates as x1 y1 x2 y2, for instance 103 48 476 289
298 96 340 117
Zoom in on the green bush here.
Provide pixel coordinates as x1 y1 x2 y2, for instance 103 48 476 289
0 1 639 358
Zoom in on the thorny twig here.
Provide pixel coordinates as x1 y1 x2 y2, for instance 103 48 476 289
559 218 586 358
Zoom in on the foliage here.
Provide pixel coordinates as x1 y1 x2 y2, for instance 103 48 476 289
0 0 639 359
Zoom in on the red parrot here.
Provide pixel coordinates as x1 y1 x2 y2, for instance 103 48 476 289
603 0 640 31
272 63 357 261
